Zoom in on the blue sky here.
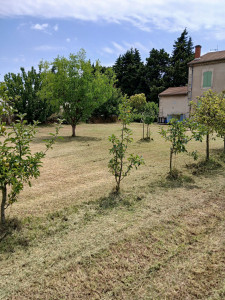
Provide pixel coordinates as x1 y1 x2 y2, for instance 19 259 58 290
1 0 225 81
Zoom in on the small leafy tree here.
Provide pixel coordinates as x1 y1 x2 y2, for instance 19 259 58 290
129 93 147 138
191 90 221 161
160 119 190 175
142 102 158 140
0 84 61 224
215 92 225 153
108 97 144 193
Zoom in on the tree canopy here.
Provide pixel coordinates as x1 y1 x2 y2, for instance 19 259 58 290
39 50 117 136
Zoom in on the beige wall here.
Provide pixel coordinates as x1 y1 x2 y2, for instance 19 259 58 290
159 95 189 118
189 61 225 103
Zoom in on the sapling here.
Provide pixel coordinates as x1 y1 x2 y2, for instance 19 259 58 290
160 119 191 175
0 84 62 224
108 97 144 193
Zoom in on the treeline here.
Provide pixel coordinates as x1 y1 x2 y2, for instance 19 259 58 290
2 29 193 125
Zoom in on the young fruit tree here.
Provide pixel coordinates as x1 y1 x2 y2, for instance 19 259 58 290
160 119 190 175
142 102 158 140
39 49 117 137
129 93 147 139
215 92 225 153
0 84 61 225
108 97 144 193
191 89 221 161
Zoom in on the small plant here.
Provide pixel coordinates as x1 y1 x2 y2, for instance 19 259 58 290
0 84 62 225
108 97 144 193
160 119 191 175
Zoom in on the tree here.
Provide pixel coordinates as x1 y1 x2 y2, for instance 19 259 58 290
191 90 221 161
214 92 225 153
145 48 171 103
0 83 61 224
142 102 158 140
171 29 194 87
113 48 145 96
39 50 116 137
160 119 190 175
4 66 53 124
108 97 144 193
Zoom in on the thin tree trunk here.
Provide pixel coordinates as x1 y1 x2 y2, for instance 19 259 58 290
206 133 209 161
72 124 76 137
170 149 173 174
143 122 145 139
224 135 225 153
1 185 7 225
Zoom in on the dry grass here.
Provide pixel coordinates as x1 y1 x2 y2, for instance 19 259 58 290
0 123 225 299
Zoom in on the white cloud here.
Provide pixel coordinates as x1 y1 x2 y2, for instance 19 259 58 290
102 41 149 55
53 24 58 31
66 38 71 43
31 23 49 31
34 45 66 51
1 0 225 34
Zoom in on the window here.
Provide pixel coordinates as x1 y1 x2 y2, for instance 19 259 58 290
203 71 212 88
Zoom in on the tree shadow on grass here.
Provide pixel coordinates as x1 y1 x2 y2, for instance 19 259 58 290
96 191 134 213
0 218 29 254
33 135 102 144
186 158 222 176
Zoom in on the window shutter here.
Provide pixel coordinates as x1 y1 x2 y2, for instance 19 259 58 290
203 71 212 88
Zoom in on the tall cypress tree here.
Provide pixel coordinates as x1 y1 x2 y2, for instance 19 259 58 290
145 48 171 103
171 28 194 87
113 48 144 96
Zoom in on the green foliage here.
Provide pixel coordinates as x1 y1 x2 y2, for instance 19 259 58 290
145 48 171 103
0 84 61 224
171 28 194 87
141 102 158 140
190 89 222 160
215 92 225 152
4 66 53 124
160 119 191 174
91 85 123 120
129 93 147 113
113 48 145 97
108 97 144 193
39 50 116 136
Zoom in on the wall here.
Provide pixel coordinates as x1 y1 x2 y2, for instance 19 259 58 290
159 95 189 118
189 61 225 103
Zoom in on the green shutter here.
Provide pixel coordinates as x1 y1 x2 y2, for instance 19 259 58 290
203 71 212 88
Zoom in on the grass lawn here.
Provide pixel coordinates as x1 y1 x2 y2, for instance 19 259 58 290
0 123 225 299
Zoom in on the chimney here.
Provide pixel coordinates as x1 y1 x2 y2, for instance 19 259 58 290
195 45 201 59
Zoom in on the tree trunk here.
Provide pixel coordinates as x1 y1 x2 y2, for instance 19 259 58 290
206 133 209 161
72 124 76 137
170 148 173 174
143 122 145 140
1 185 7 225
224 135 225 153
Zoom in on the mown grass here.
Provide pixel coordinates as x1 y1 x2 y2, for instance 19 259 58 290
0 123 225 299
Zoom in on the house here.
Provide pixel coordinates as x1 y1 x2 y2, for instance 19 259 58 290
187 45 225 105
158 45 225 123
158 86 188 123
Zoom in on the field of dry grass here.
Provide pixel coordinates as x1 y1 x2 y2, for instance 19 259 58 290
0 123 225 299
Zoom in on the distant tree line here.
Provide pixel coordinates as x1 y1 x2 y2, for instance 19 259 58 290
113 28 194 103
2 29 194 125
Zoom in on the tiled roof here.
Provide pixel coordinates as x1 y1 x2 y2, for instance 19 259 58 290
159 86 188 96
188 50 225 65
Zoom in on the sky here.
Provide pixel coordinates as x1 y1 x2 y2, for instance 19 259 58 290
1 0 225 81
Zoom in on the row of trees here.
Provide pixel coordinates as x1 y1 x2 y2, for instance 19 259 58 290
2 29 193 127
113 29 194 103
